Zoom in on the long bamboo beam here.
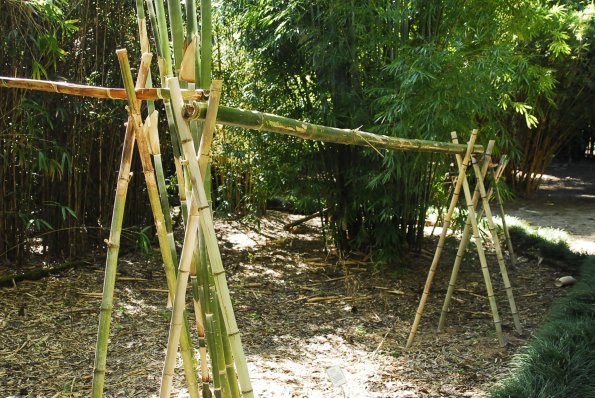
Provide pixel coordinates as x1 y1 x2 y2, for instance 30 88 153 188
1 75 484 156
0 76 205 101
186 103 485 155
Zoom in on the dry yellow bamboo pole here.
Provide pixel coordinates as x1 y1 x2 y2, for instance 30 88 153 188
406 129 478 349
167 77 254 397
115 50 200 398
437 141 495 332
0 76 206 100
471 161 522 333
451 132 505 347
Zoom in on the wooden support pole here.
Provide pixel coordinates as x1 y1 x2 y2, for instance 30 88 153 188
451 132 505 347
471 160 522 333
406 129 478 348
437 141 495 332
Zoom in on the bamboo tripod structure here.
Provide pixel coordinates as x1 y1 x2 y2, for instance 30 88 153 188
406 130 520 348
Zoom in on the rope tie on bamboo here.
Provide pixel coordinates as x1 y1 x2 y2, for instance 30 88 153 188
352 127 384 158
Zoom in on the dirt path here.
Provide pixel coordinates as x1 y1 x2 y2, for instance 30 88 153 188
1 205 575 398
507 162 595 254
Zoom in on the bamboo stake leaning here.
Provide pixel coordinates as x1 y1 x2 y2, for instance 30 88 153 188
115 50 200 398
437 141 496 332
451 132 505 347
471 159 522 333
492 157 518 269
159 78 224 397
90 61 147 398
167 77 254 397
406 129 479 348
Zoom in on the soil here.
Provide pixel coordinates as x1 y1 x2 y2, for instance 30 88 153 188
1 162 593 398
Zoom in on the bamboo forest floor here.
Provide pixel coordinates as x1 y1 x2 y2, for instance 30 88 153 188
1 161 593 398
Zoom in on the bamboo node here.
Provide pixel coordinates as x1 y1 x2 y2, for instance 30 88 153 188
104 239 118 248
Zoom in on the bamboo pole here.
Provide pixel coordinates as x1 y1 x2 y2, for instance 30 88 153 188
90 68 144 398
211 286 233 397
115 50 200 398
185 103 485 155
168 77 254 397
451 132 505 347
159 79 224 397
437 142 495 332
213 287 241 398
492 157 518 269
405 129 478 349
471 160 522 333
0 76 205 101
200 0 212 89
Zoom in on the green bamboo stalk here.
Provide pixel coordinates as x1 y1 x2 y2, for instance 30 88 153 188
150 0 174 77
186 103 485 155
437 141 495 332
200 0 212 88
168 77 254 397
406 129 478 349
116 50 200 398
91 51 158 398
451 132 505 347
471 160 522 333
206 313 222 398
166 0 185 74
213 287 241 398
91 78 140 398
159 79 223 397
147 111 178 265
190 265 212 396
211 286 233 397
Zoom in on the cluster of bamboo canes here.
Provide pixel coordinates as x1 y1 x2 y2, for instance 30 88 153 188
91 0 252 397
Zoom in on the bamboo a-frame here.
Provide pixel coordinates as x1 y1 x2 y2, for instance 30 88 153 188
406 131 521 348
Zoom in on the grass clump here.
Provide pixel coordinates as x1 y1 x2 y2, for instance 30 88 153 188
501 216 586 268
488 256 595 398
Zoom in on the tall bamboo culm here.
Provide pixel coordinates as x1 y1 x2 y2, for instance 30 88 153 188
406 129 478 348
91 52 154 398
168 77 254 397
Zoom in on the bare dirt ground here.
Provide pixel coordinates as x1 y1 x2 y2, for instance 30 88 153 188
1 162 592 398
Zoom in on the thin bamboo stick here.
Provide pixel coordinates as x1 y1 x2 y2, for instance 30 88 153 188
405 129 478 349
492 157 517 269
211 286 233 397
471 160 522 333
0 76 205 101
213 287 241 398
437 141 495 332
115 50 200 398
168 77 254 397
451 132 505 347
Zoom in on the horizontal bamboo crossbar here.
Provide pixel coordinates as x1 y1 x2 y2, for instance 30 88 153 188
0 76 206 101
0 75 485 155
187 103 485 155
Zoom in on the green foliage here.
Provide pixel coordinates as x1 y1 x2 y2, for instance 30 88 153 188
488 256 595 398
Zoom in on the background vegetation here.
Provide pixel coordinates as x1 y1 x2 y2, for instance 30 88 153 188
0 0 593 266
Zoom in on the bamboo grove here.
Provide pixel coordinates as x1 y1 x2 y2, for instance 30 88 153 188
1 1 593 266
